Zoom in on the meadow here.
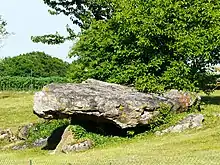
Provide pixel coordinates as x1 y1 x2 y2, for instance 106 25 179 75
0 91 220 165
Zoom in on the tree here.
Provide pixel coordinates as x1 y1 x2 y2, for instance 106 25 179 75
36 0 220 92
0 16 9 49
31 0 114 44
0 51 69 77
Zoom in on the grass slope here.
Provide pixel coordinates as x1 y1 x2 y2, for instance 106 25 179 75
0 91 220 165
0 92 41 132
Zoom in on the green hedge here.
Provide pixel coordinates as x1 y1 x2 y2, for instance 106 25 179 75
0 76 70 91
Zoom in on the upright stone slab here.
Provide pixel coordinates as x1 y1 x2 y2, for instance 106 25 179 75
51 125 74 154
50 125 93 154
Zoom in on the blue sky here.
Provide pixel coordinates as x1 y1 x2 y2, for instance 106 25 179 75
0 0 79 62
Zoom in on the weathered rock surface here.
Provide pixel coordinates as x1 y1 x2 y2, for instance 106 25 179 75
49 125 93 154
3 137 48 151
0 128 17 142
33 137 48 147
17 123 34 140
62 140 93 153
12 144 28 150
1 140 25 150
50 125 74 154
34 79 200 129
155 114 204 135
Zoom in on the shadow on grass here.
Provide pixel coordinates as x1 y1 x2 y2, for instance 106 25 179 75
201 96 220 105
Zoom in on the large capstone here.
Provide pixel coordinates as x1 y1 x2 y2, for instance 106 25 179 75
33 79 200 129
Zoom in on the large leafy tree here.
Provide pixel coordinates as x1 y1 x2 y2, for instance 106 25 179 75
35 0 220 92
0 51 69 77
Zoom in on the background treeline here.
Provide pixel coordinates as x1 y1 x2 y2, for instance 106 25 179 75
0 51 69 77
0 51 70 90
1 0 220 92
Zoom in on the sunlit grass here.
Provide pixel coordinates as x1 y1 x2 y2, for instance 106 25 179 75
0 90 220 165
0 91 40 131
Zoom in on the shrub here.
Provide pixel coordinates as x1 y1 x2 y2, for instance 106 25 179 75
0 76 70 91
28 119 70 142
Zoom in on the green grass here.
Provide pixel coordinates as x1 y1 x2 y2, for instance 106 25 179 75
0 91 220 165
0 91 41 131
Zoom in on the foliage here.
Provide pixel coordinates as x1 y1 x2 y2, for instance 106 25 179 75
0 51 69 77
28 120 127 147
31 0 114 44
28 119 70 142
68 125 127 147
33 0 220 93
0 15 9 48
42 0 113 29
68 125 87 140
0 76 69 91
148 104 174 130
66 0 220 93
29 119 127 147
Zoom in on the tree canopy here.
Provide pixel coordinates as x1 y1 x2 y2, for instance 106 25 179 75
34 0 220 92
0 51 69 77
31 0 113 44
